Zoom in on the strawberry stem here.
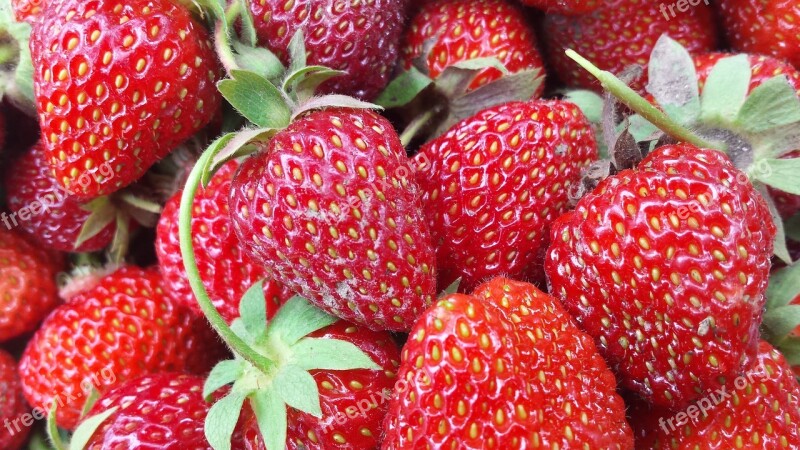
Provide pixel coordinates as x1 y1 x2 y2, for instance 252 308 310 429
565 49 725 152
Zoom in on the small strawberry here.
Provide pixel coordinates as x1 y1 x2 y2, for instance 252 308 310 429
382 277 633 449
18 266 227 430
517 0 600 15
229 108 437 332
718 0 800 70
0 349 31 450
0 228 60 342
11 0 45 23
30 0 222 200
414 100 597 291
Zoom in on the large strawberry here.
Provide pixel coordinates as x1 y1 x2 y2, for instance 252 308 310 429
718 0 800 70
29 0 221 200
229 108 436 332
382 277 633 449
414 100 597 291
18 266 227 430
0 228 60 342
0 349 30 450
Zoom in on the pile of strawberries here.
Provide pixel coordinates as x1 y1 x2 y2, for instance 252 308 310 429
1 0 799 448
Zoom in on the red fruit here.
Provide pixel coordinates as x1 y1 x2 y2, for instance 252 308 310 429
11 0 45 23
0 350 31 450
5 142 116 252
18 266 227 430
545 144 775 408
245 0 404 100
543 0 717 90
402 0 546 91
0 228 60 342
156 160 291 324
718 0 800 70
516 0 600 15
30 0 222 200
229 109 436 332
414 100 597 291
382 277 633 449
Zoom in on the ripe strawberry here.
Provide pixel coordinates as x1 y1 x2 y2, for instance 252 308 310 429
229 108 436 332
0 349 31 450
11 0 45 23
29 0 222 200
414 100 597 291
156 160 291 324
517 0 600 15
402 0 546 91
546 144 775 409
0 228 60 342
4 143 117 252
245 0 404 100
543 0 717 90
718 0 800 70
630 341 800 448
382 277 633 449
18 266 227 430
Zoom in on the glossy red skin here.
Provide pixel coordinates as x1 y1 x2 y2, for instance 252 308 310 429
5 143 116 252
543 0 718 90
718 0 800 69
0 350 30 450
30 0 222 200
546 145 775 409
382 278 633 449
516 0 600 14
630 341 800 449
156 161 292 324
245 0 404 100
0 229 59 342
414 100 597 292
18 266 227 430
230 109 436 332
402 0 546 92
11 0 44 23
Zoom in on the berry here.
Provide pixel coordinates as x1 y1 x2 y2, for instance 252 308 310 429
0 350 30 450
516 0 600 15
718 0 800 70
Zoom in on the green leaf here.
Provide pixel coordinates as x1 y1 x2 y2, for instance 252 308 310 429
75 198 116 249
205 127 276 185
218 70 291 129
193 0 227 26
229 319 251 343
69 407 118 450
204 391 247 450
199 132 236 186
736 75 800 133
231 41 285 81
787 213 800 242
237 0 258 47
699 54 751 125
79 387 101 419
440 278 461 296
273 365 322 417
204 359 246 399
108 212 130 265
239 280 268 339
375 67 434 109
264 296 337 346
47 403 66 450
287 30 307 75
627 114 661 142
767 263 800 310
564 90 603 124
646 35 700 126
291 337 380 371
751 122 800 161
291 94 381 120
757 185 792 265
294 68 348 103
250 387 287 450
282 65 340 93
763 305 800 340
752 158 800 195
777 336 800 367
450 57 509 74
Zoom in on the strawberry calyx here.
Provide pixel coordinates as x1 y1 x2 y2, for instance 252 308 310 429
57 262 120 301
763 263 800 376
45 386 112 450
0 0 35 115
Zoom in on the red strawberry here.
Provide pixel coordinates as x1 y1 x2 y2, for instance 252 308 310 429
630 341 800 449
517 0 600 15
4 142 117 252
414 100 597 291
0 349 31 450
0 228 60 342
382 277 633 449
543 0 718 90
245 0 405 100
18 266 227 430
402 0 546 91
29 0 222 200
545 144 775 409
156 160 291 324
229 108 436 332
11 0 45 23
718 0 800 70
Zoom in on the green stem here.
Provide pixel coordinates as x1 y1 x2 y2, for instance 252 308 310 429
400 108 437 147
179 148 275 375
565 50 725 152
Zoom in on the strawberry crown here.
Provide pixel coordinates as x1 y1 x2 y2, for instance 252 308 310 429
0 0 35 115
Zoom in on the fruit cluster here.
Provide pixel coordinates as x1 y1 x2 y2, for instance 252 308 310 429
0 0 799 449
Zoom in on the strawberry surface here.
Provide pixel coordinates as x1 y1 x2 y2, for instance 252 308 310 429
718 0 800 70
517 0 600 14
0 350 30 450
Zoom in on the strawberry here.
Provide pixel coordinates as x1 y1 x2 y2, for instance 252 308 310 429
718 0 800 70
401 0 546 91
11 0 45 23
517 0 600 15
382 277 633 449
229 108 436 332
156 160 291 324
630 341 800 449
0 349 31 450
414 100 597 291
545 144 775 409
18 266 227 430
543 0 718 90
244 0 405 100
0 228 60 342
29 0 222 200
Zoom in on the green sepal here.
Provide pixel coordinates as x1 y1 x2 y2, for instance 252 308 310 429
204 359 246 399
375 66 433 109
237 0 258 47
218 70 292 129
763 305 800 342
27 429 54 450
751 123 800 161
757 185 792 264
776 336 800 369
752 158 800 195
75 198 116 249
440 278 462 296
69 407 119 450
291 337 380 371
201 127 277 186
79 387 101 419
46 403 66 450
699 54 751 125
273 365 322 417
193 0 227 29
564 90 603 124
231 41 285 82
205 389 248 450
229 318 252 343
250 386 287 450
627 114 661 144
282 66 347 103
645 35 700 126
787 213 800 242
291 94 381 121
766 263 800 311
107 212 130 265
239 280 268 340
736 75 800 134
0 12 36 114
263 296 337 346
287 30 307 75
